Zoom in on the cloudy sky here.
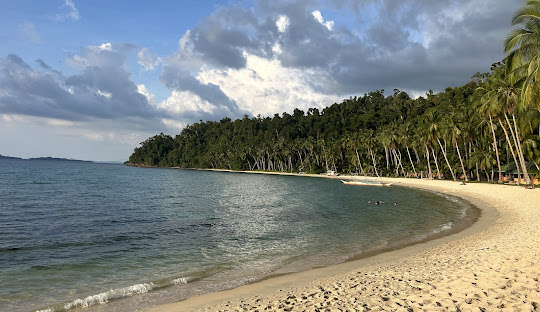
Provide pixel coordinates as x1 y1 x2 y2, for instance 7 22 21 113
0 0 523 161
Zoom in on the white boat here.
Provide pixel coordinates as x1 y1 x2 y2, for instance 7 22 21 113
341 180 392 187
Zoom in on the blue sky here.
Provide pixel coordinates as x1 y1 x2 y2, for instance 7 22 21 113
0 0 524 161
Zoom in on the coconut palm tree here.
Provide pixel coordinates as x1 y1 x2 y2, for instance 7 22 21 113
478 64 532 185
476 84 504 183
505 0 540 110
422 108 457 181
401 121 418 177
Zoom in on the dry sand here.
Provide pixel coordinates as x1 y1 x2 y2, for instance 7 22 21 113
143 175 540 312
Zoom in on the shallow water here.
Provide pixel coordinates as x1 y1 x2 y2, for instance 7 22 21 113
0 159 475 312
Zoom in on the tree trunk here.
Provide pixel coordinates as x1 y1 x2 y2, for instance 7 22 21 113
392 149 405 177
425 145 433 178
369 148 380 177
511 114 531 185
397 149 407 177
431 148 441 179
406 145 418 177
355 149 366 176
437 138 456 181
413 147 420 164
489 115 502 183
297 151 304 169
385 147 390 170
499 117 521 185
455 142 467 181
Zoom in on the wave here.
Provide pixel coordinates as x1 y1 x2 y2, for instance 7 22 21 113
34 277 191 312
413 222 454 242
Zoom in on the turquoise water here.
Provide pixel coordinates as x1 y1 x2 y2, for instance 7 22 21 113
0 159 475 312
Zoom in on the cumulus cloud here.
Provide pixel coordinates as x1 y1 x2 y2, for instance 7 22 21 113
312 10 334 31
197 53 340 116
182 0 517 96
0 45 163 122
4 0 521 141
159 63 250 123
149 0 523 128
276 15 290 33
137 84 155 105
158 30 251 124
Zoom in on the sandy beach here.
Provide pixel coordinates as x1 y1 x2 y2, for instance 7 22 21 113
143 174 539 312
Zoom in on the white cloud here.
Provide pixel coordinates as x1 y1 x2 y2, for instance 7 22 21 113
97 90 112 99
196 53 341 116
158 90 216 115
95 43 112 51
161 119 187 131
419 0 492 48
57 0 80 21
272 43 283 55
137 84 155 105
137 48 162 71
312 10 324 24
47 119 77 127
312 10 334 31
276 15 290 33
19 22 40 43
66 43 115 69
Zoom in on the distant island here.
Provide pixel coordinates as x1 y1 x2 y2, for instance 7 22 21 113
0 154 22 160
28 157 92 163
0 155 92 162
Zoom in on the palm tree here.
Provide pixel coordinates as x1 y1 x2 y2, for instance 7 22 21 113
401 122 418 177
422 108 457 181
476 84 504 183
504 0 540 185
479 65 531 185
364 129 380 177
505 0 540 111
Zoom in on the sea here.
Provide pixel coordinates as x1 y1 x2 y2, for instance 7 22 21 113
0 158 478 312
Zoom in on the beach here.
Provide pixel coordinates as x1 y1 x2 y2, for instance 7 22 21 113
143 175 540 312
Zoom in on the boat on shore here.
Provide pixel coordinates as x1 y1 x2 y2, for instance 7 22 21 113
341 180 392 187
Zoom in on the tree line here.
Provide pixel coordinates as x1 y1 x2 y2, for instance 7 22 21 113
128 1 540 185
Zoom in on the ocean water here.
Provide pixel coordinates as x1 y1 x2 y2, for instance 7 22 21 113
0 158 477 312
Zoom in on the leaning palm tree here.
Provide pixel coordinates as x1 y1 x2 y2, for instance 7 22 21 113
504 0 540 185
422 108 457 181
505 0 540 111
476 84 505 183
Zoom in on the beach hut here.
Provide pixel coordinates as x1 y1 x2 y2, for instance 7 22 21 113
496 162 539 185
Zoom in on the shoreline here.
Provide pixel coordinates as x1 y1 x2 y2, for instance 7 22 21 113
142 172 539 312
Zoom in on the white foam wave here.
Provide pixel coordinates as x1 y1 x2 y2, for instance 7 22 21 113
434 222 453 233
172 277 189 285
443 194 460 203
62 283 154 310
35 309 53 312
413 222 454 242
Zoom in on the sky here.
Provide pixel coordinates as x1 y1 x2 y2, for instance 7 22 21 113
0 0 524 161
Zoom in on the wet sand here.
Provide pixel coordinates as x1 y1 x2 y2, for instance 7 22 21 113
143 174 539 312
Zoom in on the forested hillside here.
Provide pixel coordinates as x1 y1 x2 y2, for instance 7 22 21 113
127 69 539 184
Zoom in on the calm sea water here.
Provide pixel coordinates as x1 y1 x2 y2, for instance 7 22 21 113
0 158 476 312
